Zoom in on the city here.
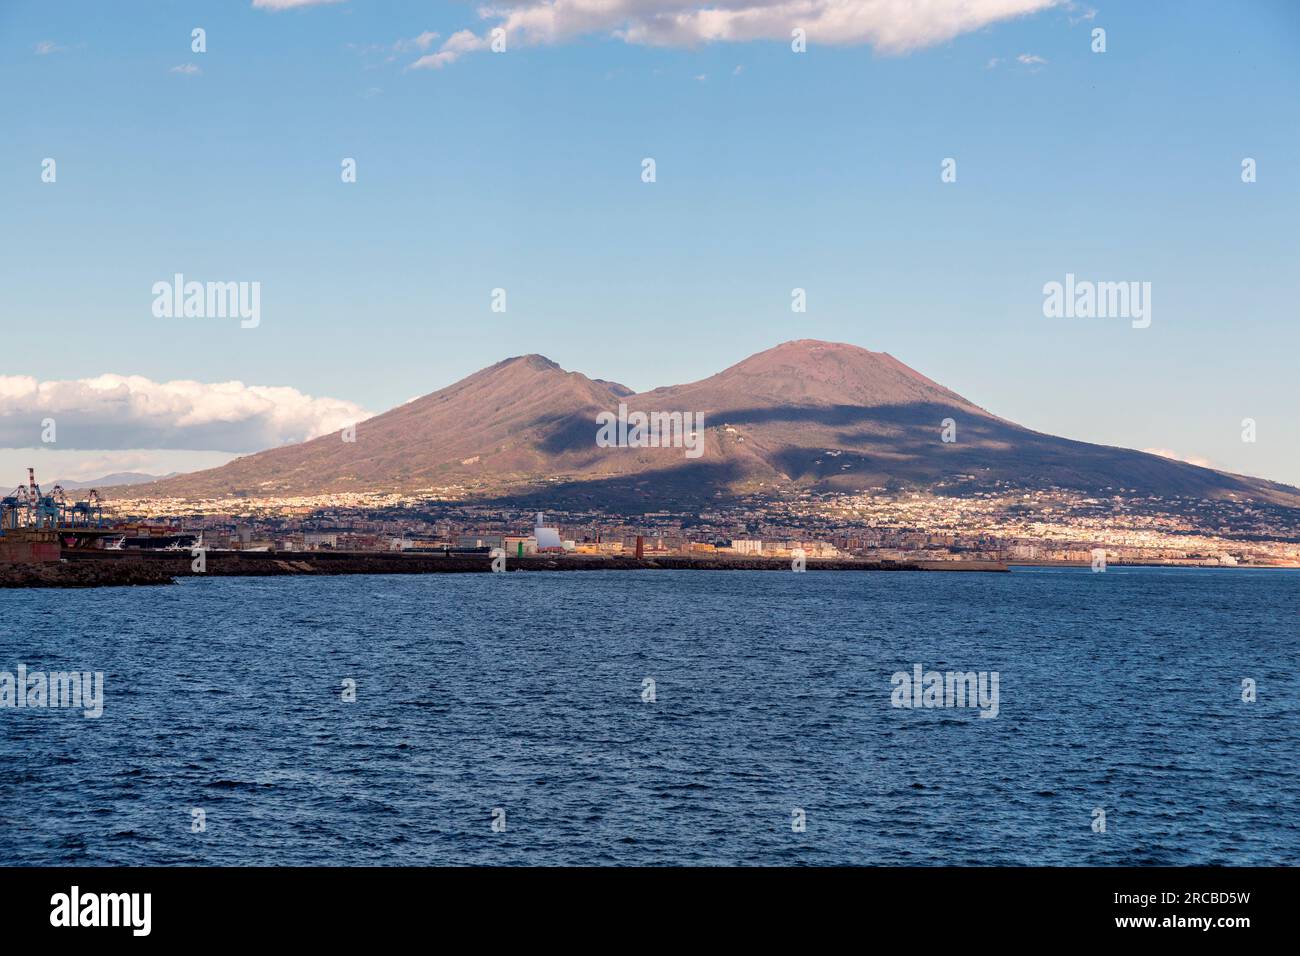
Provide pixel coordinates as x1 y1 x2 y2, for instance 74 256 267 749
107 479 1300 567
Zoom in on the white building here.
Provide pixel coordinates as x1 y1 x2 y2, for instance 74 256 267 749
534 513 563 551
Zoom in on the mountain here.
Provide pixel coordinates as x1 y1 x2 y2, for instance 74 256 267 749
51 472 176 491
115 341 1300 510
119 355 629 500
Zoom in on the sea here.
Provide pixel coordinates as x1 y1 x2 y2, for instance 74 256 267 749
1 567 1296 866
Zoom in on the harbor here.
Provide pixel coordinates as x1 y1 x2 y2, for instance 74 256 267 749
0 469 1006 586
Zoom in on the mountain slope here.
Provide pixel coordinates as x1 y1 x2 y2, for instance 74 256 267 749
52 471 176 491
124 355 626 498
117 341 1300 509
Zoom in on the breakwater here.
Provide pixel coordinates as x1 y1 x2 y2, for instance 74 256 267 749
49 549 1006 584
0 558 173 588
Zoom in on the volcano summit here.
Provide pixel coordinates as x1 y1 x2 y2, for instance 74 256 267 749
118 340 1300 513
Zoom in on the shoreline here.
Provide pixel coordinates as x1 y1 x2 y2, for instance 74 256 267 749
6 551 1292 588
2 550 1009 587
1008 560 1300 570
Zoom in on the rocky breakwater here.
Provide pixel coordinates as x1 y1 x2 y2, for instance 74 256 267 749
0 558 175 588
60 550 1007 577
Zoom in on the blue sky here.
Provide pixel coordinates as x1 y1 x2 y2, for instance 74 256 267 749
1 0 1298 487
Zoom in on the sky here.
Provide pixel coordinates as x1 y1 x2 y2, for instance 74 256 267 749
1 0 1298 487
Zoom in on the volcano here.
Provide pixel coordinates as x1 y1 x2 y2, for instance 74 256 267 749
119 340 1300 510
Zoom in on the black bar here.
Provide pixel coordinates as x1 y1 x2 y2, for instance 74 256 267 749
0 866 1282 941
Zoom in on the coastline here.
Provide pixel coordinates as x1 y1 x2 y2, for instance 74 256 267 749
1 550 1010 587
1007 560 1300 570
8 552 1293 589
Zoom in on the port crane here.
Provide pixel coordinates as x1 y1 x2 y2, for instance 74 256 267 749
0 486 30 531
0 468 107 530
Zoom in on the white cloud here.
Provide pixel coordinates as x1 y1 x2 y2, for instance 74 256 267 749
1066 3 1098 25
253 0 346 10
410 0 1059 68
410 31 441 51
0 374 371 452
170 63 202 75
1016 52 1047 64
1144 448 1218 470
34 40 65 55
350 33 440 68
411 29 489 69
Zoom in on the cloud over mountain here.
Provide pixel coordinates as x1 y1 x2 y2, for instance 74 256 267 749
0 375 369 452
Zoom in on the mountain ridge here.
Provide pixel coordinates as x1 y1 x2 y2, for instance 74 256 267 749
51 471 177 491
112 340 1300 509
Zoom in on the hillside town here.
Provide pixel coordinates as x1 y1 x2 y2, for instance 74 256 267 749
106 481 1300 567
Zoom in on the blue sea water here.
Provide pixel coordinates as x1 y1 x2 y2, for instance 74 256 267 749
0 567 1296 866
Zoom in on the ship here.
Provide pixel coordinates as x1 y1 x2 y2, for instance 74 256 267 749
106 525 201 551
